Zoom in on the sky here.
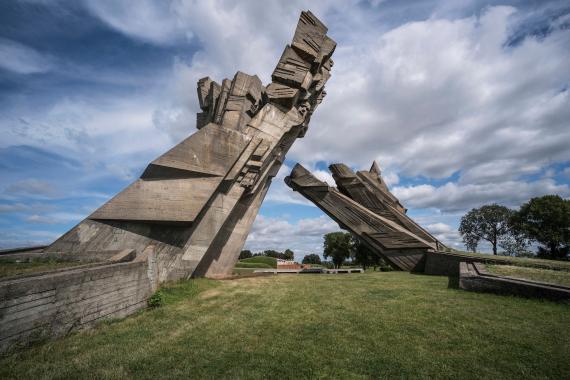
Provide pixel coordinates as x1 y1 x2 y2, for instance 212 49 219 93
0 0 569 261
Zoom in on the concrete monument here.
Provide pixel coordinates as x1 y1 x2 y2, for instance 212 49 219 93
285 162 445 271
45 11 335 280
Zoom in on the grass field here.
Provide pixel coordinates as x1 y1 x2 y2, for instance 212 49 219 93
0 258 83 278
1 272 568 379
449 250 570 271
486 265 570 287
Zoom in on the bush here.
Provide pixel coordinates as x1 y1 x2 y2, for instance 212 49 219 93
302 253 322 265
234 262 273 269
148 290 164 308
239 250 253 260
239 256 277 268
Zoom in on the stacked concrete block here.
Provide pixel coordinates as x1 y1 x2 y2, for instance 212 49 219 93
44 11 335 281
285 163 443 271
0 247 159 353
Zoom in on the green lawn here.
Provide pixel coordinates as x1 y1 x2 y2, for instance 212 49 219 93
0 258 84 279
238 256 277 268
1 272 569 379
486 265 570 287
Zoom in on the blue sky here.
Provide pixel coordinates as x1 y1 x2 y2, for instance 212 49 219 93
0 0 569 260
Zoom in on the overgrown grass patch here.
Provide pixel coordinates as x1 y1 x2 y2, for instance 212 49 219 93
449 250 570 271
0 257 84 278
486 264 570 287
0 273 568 379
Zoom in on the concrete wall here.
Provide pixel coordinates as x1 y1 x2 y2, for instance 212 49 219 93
0 249 158 353
424 252 463 276
423 251 516 277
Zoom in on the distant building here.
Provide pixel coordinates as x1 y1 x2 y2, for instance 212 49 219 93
276 259 309 269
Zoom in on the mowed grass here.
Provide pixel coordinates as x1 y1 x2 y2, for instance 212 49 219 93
487 265 570 287
1 272 569 379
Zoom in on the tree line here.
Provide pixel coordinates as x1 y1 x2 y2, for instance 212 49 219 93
459 195 569 259
239 249 295 261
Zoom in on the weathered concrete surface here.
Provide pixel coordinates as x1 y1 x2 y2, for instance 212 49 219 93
329 162 444 250
0 10 335 352
0 247 159 353
285 163 439 271
45 10 335 281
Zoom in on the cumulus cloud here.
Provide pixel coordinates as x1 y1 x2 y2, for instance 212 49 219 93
393 178 570 212
245 215 341 260
1 0 569 254
425 222 463 249
291 5 570 186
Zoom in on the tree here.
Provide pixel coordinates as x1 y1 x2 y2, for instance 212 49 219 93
323 232 352 268
351 236 379 270
302 254 322 265
283 249 295 261
459 204 513 255
263 250 282 259
239 250 252 260
513 195 569 259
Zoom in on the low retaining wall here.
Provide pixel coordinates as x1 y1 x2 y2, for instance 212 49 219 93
459 262 570 302
424 251 524 277
0 248 158 353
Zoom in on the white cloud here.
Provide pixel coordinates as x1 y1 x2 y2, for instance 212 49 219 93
425 222 463 249
2 1 569 255
84 0 187 45
393 178 570 212
25 211 84 225
0 203 28 213
290 6 570 187
245 215 341 260
26 214 58 224
4 179 60 198
0 38 54 74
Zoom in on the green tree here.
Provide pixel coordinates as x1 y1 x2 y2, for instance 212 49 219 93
323 232 352 268
513 195 569 259
302 254 322 265
283 249 295 261
351 236 379 270
263 250 282 259
238 250 252 260
459 204 513 255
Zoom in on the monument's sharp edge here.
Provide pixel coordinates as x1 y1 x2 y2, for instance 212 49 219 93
285 163 437 271
44 10 335 281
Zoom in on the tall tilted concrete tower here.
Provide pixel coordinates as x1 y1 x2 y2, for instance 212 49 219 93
46 11 336 280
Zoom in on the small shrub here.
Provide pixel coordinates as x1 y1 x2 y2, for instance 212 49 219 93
148 290 164 308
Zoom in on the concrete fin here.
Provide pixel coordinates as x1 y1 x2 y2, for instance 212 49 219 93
370 161 381 175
